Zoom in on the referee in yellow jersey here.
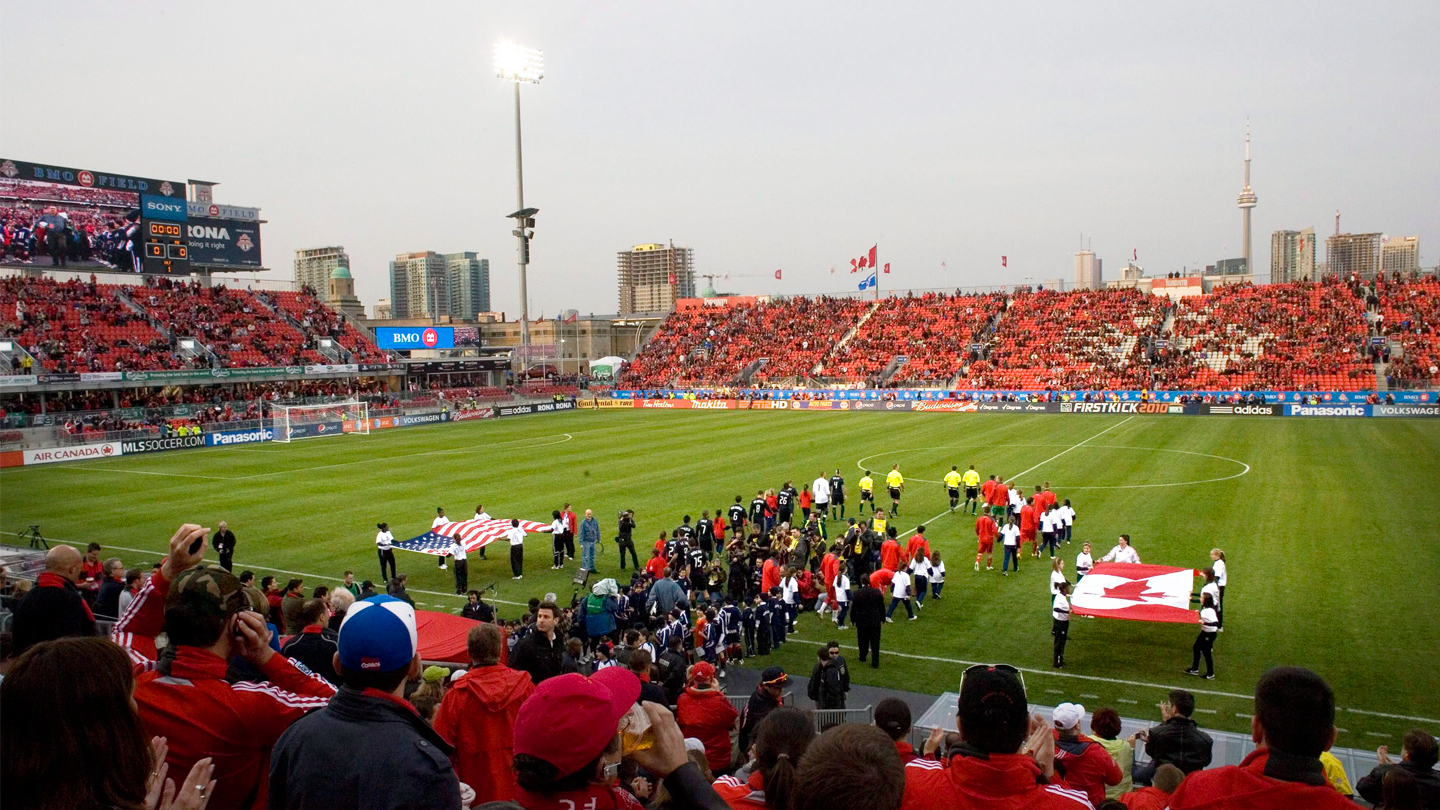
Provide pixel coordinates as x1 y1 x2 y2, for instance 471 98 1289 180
944 466 964 511
886 464 905 516
858 470 875 515
962 465 982 514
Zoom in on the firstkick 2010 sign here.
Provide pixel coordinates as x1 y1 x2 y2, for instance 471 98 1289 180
375 327 455 350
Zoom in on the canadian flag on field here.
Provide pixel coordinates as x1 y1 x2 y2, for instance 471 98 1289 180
774 269 782 280
1069 563 1200 624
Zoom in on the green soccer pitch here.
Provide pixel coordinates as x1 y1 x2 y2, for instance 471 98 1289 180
3 409 1438 742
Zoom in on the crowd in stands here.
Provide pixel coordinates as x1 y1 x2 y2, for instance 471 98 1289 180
624 281 1419 393
1156 280 1371 391
961 289 1169 390
1373 275 1440 386
3 521 1433 810
823 293 1004 384
0 275 391 374
0 179 137 207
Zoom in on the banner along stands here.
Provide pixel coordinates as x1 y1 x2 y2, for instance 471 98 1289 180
22 442 124 466
121 435 206 454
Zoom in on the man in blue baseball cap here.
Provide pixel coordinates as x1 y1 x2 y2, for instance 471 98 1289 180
269 595 462 809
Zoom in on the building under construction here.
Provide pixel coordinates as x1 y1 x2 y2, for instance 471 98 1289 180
617 243 696 315
1325 233 1384 279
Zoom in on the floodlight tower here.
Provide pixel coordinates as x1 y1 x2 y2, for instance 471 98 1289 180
494 41 544 349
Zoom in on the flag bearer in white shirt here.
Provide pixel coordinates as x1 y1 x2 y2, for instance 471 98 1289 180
1100 534 1141 564
1075 542 1094 582
884 567 915 621
432 507 451 570
1209 548 1227 630
1052 581 1071 668
450 537 468 594
927 551 946 600
1058 499 1076 544
474 504 492 558
375 522 397 583
1185 592 1219 679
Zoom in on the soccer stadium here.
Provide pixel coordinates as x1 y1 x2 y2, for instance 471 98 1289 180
3 7 1439 810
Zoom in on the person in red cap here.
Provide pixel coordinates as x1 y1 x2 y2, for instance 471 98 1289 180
512 667 728 810
677 661 740 774
433 622 535 804
1166 666 1358 810
901 664 1090 810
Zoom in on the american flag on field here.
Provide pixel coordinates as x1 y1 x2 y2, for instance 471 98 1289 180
396 518 549 556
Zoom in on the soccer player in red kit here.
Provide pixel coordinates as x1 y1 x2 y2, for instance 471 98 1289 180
975 513 998 571
1020 497 1040 558
987 476 1010 521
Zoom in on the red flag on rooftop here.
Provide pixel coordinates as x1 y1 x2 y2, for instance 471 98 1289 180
1002 255 1007 267
1133 248 1138 261
883 263 890 274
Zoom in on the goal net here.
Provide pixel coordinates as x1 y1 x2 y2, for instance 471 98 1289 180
268 400 369 443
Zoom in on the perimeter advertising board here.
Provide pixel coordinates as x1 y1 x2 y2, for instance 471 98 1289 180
187 218 263 268
376 327 455 350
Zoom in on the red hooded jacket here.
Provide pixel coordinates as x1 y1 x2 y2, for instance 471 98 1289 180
1052 731 1123 807
676 685 739 772
433 663 535 803
761 558 781 593
1166 748 1358 810
900 752 1091 810
880 539 902 571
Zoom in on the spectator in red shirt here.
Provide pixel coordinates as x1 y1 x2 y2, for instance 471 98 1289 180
1167 666 1358 810
874 698 918 765
1122 763 1185 810
677 662 739 773
1050 702 1123 806
433 622 535 804
114 525 336 810
79 542 104 601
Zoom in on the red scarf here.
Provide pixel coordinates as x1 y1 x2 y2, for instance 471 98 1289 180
37 572 94 620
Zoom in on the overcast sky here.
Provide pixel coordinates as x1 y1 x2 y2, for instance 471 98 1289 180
3 1 1435 315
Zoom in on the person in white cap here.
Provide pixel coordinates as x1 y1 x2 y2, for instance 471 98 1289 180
269 595 462 810
1050 702 1123 807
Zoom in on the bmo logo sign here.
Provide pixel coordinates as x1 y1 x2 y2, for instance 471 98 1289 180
376 326 455 350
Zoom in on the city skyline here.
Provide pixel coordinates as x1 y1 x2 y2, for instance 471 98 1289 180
2 1 1435 314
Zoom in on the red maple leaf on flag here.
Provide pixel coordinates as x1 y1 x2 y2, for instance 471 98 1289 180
1101 578 1168 602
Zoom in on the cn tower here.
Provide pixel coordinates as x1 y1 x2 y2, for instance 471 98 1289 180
1236 124 1258 271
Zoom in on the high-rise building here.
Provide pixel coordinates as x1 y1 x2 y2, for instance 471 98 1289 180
1270 228 1316 283
294 247 349 301
1382 236 1420 275
1325 233 1384 279
388 251 450 319
1236 126 1258 273
443 252 490 320
617 243 695 315
1073 250 1102 290
373 298 392 320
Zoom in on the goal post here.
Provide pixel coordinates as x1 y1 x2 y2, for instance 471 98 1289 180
268 400 370 443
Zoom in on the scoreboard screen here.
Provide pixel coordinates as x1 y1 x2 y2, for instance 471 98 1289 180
142 217 190 274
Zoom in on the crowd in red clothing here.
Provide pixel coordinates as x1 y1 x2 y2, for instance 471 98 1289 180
961 288 1169 390
0 276 390 374
1375 276 1440 385
1156 281 1371 391
823 293 1005 384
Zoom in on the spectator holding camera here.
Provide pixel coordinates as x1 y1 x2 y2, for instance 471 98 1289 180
113 524 336 810
1128 689 1212 785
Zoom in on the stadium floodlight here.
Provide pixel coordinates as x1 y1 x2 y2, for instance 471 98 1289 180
495 40 543 351
494 41 544 83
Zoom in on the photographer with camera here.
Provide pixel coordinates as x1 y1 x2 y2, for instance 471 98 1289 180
114 524 337 810
616 510 639 570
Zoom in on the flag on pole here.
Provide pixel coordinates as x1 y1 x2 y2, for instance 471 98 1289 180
1133 248 1138 261
883 263 890 274
564 312 577 324
396 518 550 556
1069 563 1201 624
850 259 859 273
858 272 877 291
1002 256 1007 267
868 245 877 269
858 255 868 270
774 269 782 280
